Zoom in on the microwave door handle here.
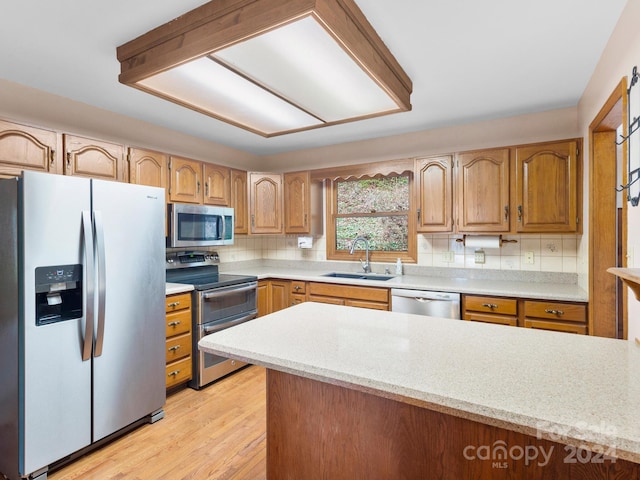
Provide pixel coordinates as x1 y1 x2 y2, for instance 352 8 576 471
202 283 258 300
81 211 95 361
220 214 225 241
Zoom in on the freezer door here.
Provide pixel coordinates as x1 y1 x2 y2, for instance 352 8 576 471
91 179 166 441
20 171 93 474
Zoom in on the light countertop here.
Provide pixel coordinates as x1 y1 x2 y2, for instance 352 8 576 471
222 265 588 302
165 282 194 296
199 302 640 462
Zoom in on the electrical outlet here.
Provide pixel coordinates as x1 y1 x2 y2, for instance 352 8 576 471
442 251 455 263
474 250 485 264
525 251 535 264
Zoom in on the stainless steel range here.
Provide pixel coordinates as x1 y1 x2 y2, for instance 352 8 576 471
165 251 257 389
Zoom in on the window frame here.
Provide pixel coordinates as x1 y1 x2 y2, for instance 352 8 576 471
325 173 417 263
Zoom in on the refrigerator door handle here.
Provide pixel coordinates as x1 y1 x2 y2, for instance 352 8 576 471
94 210 107 357
81 210 95 361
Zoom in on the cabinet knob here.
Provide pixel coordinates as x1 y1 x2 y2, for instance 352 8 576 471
482 303 498 309
168 345 181 352
167 320 181 327
167 301 180 308
168 370 180 377
294 285 301 291
544 309 564 316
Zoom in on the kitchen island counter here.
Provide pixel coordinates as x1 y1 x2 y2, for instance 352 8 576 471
200 302 639 478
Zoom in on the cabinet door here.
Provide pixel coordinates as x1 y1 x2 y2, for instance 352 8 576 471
515 140 578 232
249 172 283 234
0 120 61 176
270 280 290 313
415 155 453 232
203 163 231 206
257 281 269 317
456 148 510 232
284 171 310 233
231 169 248 234
169 156 203 204
129 148 167 189
63 134 125 181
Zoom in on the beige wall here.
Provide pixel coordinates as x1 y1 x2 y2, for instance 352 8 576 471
263 107 579 171
576 0 640 338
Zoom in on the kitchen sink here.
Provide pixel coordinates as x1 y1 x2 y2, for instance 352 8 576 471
322 272 393 281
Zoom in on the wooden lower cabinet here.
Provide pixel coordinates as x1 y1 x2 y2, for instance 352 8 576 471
257 279 291 317
290 280 307 307
462 295 518 326
308 282 390 311
165 292 193 389
523 300 587 334
462 294 587 334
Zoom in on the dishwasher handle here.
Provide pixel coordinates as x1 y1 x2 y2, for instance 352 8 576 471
391 288 460 302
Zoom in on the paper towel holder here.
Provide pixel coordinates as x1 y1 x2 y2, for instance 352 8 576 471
455 235 517 247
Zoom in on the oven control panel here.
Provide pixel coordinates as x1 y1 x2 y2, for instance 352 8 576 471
166 251 219 269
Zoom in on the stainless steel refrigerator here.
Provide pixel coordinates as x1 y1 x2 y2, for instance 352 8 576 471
0 171 166 480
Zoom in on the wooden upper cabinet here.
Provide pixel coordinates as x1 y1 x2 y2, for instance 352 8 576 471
63 134 125 181
249 172 283 234
515 140 579 233
415 155 453 233
284 171 310 233
0 120 61 176
169 156 202 204
128 148 167 189
456 148 510 232
203 163 231 206
231 169 248 234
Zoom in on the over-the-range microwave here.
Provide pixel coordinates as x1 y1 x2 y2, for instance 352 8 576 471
168 203 234 247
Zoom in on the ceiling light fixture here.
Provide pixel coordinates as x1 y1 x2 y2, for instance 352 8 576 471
117 0 412 137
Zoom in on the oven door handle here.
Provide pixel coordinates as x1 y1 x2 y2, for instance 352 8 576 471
202 282 257 300
203 312 257 335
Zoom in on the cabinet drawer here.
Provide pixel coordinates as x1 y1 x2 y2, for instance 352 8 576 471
463 296 517 315
346 299 388 311
291 280 306 294
524 319 587 335
308 282 389 303
308 295 345 306
166 357 192 388
291 293 306 306
524 301 586 323
166 292 191 313
166 332 191 363
464 312 518 326
166 309 191 336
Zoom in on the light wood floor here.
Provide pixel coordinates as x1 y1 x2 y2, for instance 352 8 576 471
49 366 267 480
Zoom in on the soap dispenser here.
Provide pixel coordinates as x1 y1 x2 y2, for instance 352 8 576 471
395 257 403 275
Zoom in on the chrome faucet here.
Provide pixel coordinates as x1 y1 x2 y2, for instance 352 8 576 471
349 235 371 273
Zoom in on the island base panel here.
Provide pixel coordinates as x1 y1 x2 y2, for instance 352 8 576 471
266 369 639 480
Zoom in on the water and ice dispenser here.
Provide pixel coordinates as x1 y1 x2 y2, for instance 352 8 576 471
35 264 83 326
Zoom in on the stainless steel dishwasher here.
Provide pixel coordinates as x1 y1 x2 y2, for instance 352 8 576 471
391 288 461 319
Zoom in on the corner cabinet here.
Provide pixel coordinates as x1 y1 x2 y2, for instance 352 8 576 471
415 155 453 232
249 172 283 234
456 148 510 232
63 134 126 181
514 140 579 233
0 119 62 176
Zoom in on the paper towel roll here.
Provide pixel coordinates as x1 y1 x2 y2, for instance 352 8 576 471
464 235 501 249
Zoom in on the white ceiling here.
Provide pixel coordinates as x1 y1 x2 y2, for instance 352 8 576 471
0 0 628 156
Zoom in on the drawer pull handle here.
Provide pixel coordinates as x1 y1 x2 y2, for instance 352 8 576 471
294 285 302 291
167 320 181 327
168 345 181 352
167 301 180 307
168 370 180 377
482 303 498 309
545 309 564 316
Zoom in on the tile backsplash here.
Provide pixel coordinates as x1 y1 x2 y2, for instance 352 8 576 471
216 233 580 274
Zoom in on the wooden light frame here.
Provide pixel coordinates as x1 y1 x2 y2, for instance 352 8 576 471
117 0 412 137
